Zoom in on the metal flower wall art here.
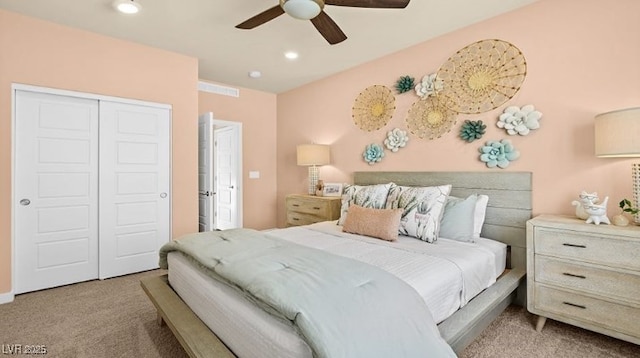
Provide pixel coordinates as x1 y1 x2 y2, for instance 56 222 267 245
459 120 486 142
497 105 542 136
414 73 444 99
395 76 415 94
363 143 385 165
479 139 520 169
384 128 409 152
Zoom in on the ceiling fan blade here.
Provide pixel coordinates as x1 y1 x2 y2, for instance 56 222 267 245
235 5 285 29
325 0 410 8
310 11 347 45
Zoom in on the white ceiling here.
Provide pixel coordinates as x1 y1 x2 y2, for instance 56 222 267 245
0 0 538 93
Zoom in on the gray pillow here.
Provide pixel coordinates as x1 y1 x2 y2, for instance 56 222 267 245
439 194 478 242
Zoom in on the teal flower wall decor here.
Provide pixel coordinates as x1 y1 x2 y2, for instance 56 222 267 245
363 143 385 165
479 139 520 169
384 128 409 152
395 76 415 94
459 120 486 142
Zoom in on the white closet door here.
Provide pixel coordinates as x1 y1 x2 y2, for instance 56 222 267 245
99 101 170 279
14 91 99 294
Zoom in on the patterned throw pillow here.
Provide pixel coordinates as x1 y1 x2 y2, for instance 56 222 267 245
338 183 395 225
385 185 452 243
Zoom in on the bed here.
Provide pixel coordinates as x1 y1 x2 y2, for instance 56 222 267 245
141 171 532 357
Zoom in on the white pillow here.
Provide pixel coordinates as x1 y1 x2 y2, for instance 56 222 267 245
474 195 489 238
385 185 451 243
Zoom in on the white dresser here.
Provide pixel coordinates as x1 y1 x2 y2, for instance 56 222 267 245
526 215 640 344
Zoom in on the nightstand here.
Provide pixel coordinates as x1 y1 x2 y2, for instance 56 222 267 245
526 215 640 344
285 194 341 227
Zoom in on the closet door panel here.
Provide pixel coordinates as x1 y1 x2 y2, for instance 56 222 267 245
99 101 170 279
14 91 99 294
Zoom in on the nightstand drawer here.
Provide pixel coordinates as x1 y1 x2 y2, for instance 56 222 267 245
286 212 325 226
534 284 640 338
535 256 640 303
286 198 331 216
535 228 640 270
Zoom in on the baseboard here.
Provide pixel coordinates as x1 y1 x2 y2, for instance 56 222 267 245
0 291 15 304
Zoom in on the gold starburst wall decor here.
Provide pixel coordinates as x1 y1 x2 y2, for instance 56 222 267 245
406 95 458 140
437 39 527 114
352 85 396 131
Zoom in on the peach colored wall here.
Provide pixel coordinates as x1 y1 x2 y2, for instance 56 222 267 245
276 0 640 227
0 10 199 295
198 86 278 230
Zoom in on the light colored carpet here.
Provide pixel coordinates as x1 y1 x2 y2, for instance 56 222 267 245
1 270 638 358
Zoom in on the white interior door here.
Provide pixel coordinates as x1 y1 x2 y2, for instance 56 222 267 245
198 114 214 231
214 125 239 230
99 101 171 279
14 90 99 294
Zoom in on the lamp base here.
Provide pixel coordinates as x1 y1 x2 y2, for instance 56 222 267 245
308 166 319 195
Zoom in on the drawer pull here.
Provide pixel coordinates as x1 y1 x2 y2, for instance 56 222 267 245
312 206 321 210
563 302 586 309
562 243 586 248
292 204 300 207
562 272 586 279
292 218 299 221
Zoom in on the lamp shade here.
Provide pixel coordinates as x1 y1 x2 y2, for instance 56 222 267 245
297 144 330 166
595 107 640 157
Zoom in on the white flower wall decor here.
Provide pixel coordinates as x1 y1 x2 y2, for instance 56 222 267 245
497 104 543 136
414 73 444 99
384 128 409 152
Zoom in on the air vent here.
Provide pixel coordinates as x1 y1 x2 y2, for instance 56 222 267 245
198 81 240 98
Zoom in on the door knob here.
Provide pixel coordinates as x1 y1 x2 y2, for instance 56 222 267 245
20 199 31 206
229 186 234 189
160 192 167 198
199 191 212 196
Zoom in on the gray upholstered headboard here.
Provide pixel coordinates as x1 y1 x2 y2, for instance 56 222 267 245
353 171 532 270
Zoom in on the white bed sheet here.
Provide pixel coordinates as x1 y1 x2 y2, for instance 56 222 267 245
167 222 506 358
267 221 505 322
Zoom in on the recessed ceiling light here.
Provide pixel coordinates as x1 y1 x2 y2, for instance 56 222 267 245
113 0 142 14
284 51 299 60
248 71 262 79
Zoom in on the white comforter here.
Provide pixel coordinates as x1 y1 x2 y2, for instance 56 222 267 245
266 221 504 323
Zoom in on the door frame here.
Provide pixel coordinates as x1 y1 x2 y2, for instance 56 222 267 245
10 83 173 302
200 112 243 230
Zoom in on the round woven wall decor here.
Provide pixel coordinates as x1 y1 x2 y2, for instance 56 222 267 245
405 95 458 140
437 39 527 114
352 85 396 131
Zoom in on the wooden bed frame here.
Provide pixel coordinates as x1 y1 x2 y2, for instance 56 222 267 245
141 171 532 357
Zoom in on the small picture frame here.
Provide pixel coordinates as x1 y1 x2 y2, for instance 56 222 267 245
322 183 343 197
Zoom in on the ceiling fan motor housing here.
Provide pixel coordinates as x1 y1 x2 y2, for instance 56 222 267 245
280 0 325 20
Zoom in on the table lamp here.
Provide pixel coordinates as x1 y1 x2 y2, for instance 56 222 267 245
595 107 640 223
297 144 330 195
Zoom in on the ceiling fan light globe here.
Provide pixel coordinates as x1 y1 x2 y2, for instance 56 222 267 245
113 0 141 14
282 0 322 20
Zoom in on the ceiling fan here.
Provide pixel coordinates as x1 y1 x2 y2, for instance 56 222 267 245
235 0 411 45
